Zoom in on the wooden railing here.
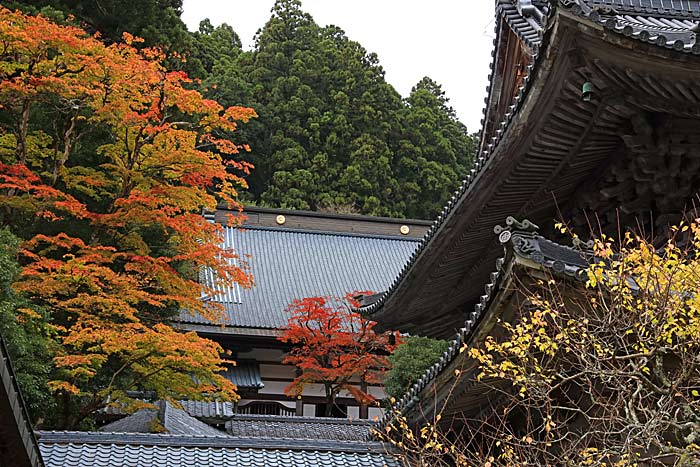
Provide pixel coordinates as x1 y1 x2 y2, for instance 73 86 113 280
236 400 296 416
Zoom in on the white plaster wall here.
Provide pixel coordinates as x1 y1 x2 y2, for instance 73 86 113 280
238 348 286 361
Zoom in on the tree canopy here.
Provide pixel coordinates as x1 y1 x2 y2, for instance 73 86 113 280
5 0 191 51
278 294 400 417
8 0 477 219
384 336 450 400
193 0 477 219
0 8 254 428
0 228 53 422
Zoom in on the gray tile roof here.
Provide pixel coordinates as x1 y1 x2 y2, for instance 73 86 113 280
574 0 700 53
99 401 228 437
102 400 238 422
222 362 264 390
583 0 700 14
180 226 420 329
37 431 401 467
177 401 235 421
498 0 545 51
226 415 373 442
364 0 700 329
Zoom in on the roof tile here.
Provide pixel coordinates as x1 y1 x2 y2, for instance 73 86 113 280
182 226 420 329
226 415 373 442
37 432 401 467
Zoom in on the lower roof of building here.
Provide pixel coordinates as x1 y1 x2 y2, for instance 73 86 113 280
36 431 400 467
381 218 591 427
226 414 374 442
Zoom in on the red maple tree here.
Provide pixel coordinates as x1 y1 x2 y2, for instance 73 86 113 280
278 293 400 417
0 9 255 427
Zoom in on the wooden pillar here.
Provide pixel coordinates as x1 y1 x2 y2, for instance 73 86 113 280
359 381 368 419
295 396 303 417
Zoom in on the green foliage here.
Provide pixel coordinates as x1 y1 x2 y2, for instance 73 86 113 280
6 0 194 75
194 0 477 219
395 77 477 219
9 0 477 219
0 228 53 423
188 19 243 79
0 10 252 428
384 336 449 399
7 0 191 50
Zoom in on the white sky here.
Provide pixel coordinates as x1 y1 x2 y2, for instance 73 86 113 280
181 1 495 133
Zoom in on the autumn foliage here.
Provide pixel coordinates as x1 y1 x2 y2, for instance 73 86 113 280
0 9 255 428
278 293 400 417
379 220 700 467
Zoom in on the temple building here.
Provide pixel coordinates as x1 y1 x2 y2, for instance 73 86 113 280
369 0 700 338
172 206 429 420
2 207 426 467
368 0 700 444
3 0 700 465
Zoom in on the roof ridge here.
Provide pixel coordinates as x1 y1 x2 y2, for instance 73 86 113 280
158 400 168 431
36 431 389 453
230 206 433 226
232 225 423 242
229 414 376 425
582 0 700 16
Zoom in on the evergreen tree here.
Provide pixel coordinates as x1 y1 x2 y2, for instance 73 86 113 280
196 1 476 218
0 228 53 423
10 0 478 219
189 19 243 78
6 0 195 74
384 336 449 399
395 77 477 219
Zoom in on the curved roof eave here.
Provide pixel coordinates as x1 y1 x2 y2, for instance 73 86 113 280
366 0 700 337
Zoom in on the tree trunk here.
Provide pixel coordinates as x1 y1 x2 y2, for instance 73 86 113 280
16 99 30 164
324 385 334 417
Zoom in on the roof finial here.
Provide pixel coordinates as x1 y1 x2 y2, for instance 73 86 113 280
493 217 539 243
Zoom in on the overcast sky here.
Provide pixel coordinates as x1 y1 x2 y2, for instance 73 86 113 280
181 1 495 133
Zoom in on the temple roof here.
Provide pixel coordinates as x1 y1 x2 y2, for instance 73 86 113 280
83 402 393 467
0 336 44 467
221 362 264 391
176 400 236 422
503 0 700 53
36 431 399 467
380 218 592 426
576 0 700 53
178 207 424 333
225 415 373 442
367 0 700 338
98 401 228 437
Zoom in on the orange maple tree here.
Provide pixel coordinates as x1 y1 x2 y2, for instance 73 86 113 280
0 9 255 428
278 293 400 417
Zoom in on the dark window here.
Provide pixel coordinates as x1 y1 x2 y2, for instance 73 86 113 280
315 403 347 418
